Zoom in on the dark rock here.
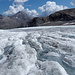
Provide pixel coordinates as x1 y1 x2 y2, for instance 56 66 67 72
47 8 75 21
0 8 75 29
27 8 75 27
0 11 31 29
27 17 46 27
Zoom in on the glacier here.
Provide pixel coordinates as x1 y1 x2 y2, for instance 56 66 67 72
0 25 75 75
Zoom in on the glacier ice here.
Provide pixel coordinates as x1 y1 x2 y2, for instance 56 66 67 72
0 26 75 75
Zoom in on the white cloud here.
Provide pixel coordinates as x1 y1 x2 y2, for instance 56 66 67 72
14 0 28 3
38 1 68 16
71 0 75 6
3 0 26 15
24 8 39 17
3 0 38 17
3 4 24 15
4 1 68 17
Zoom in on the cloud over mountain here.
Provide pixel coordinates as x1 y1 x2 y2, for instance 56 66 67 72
3 0 25 16
38 1 68 16
3 4 24 15
24 8 39 17
3 1 68 17
3 0 38 17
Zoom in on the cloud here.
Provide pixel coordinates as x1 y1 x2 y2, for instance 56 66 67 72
4 1 68 17
71 0 75 6
3 4 24 15
3 0 38 17
38 1 68 16
3 0 26 15
14 0 28 3
24 8 39 17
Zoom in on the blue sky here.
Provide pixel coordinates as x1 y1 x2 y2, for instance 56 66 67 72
0 0 75 17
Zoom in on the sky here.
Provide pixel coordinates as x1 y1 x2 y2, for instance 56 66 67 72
0 0 75 17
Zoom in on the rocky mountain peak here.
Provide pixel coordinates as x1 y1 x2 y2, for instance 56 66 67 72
9 11 31 21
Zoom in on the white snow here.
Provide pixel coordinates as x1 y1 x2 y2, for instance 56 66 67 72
0 25 75 75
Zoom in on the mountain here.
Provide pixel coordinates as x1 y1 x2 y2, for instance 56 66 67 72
0 8 75 29
48 8 75 21
0 15 19 29
27 8 75 27
9 11 31 28
9 11 31 21
0 14 4 19
0 11 31 29
27 17 47 27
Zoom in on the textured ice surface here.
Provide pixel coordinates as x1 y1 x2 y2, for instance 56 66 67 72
0 26 75 75
63 55 75 67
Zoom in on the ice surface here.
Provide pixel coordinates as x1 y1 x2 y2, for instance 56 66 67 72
0 26 75 75
63 55 75 67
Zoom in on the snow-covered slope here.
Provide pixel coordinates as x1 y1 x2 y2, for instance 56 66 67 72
0 26 75 75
